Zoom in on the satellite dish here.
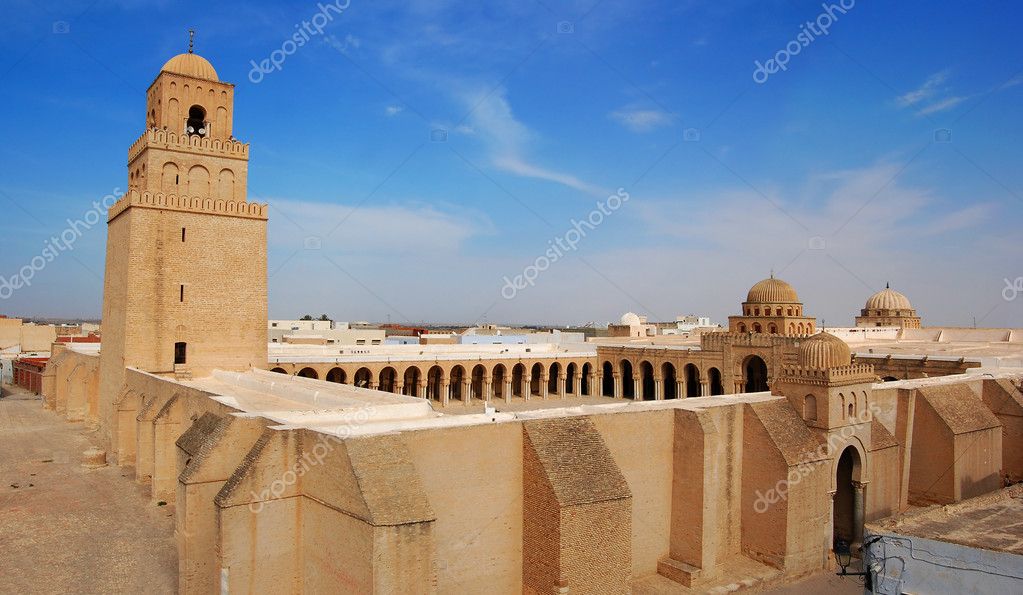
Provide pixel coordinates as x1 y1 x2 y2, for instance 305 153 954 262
198 128 206 135
187 126 195 134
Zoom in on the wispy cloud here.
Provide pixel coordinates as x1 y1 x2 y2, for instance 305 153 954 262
609 107 676 132
385 105 404 116
462 87 606 195
897 70 968 116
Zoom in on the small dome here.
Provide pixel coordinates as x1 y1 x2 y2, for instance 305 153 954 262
161 53 219 81
620 312 641 326
799 332 852 369
865 286 912 311
746 276 799 303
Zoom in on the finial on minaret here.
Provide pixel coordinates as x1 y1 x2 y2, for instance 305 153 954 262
886 281 890 289
770 269 775 279
188 29 195 54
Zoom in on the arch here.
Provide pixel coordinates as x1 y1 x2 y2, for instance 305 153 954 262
708 367 724 396
752 322 762 333
492 364 507 400
186 104 207 136
161 162 179 192
450 365 466 401
548 362 561 396
834 446 863 548
768 323 778 334
565 362 577 394
379 367 397 393
512 364 526 397
218 168 235 200
662 362 677 399
743 355 769 393
427 366 444 401
602 361 615 397
530 363 544 397
216 105 228 132
471 364 487 401
270 367 287 374
789 323 796 334
640 361 655 401
353 367 372 388
297 367 318 379
167 97 180 129
326 367 346 383
684 364 700 398
803 394 817 421
620 359 635 399
403 366 421 396
738 322 747 333
187 164 210 197
581 362 593 396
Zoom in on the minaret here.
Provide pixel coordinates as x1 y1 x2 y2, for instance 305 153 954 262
98 40 268 447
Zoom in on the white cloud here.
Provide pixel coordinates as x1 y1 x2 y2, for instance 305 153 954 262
324 33 362 55
385 105 404 116
609 108 676 132
897 70 970 116
916 95 967 115
462 87 606 195
897 70 949 107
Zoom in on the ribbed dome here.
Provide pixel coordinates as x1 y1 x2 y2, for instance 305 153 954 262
620 312 641 325
746 276 799 303
161 53 219 81
865 286 912 311
799 332 852 369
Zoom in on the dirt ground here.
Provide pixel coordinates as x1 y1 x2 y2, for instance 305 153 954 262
0 385 177 594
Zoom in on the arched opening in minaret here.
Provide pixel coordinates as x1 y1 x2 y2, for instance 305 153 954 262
743 355 769 393
186 105 207 136
834 446 863 551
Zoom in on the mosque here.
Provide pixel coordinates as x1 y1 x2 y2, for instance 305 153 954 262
38 48 1023 593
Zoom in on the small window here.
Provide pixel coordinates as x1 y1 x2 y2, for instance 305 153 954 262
181 227 186 242
174 342 187 365
179 284 184 302
356 339 366 345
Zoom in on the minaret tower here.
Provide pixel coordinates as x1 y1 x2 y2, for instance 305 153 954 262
98 37 268 444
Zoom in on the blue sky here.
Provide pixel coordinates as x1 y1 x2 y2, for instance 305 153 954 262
1 0 1021 327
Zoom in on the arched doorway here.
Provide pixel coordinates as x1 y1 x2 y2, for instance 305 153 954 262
379 367 397 393
450 366 466 402
297 367 318 379
602 362 615 396
326 367 346 383
684 364 700 398
581 363 592 396
493 364 506 400
662 363 677 399
427 366 444 401
512 364 526 398
620 360 635 399
548 362 561 396
403 366 421 396
353 367 372 388
708 367 724 395
744 355 769 393
530 363 544 397
834 446 863 549
471 364 487 401
565 363 577 395
640 361 655 400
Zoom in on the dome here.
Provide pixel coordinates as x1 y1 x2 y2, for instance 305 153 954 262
865 285 912 311
161 52 219 81
620 312 641 326
799 332 852 369
746 276 799 303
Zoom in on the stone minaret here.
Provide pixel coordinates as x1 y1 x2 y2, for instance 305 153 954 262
98 47 267 446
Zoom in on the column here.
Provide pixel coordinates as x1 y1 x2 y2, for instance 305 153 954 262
852 482 866 546
524 375 532 401
574 374 583 398
504 379 513 404
368 380 378 391
557 376 566 399
441 380 450 406
613 374 621 398
592 372 601 397
700 381 709 396
484 379 493 402
395 382 404 395
463 380 471 406
417 381 427 399
541 375 549 399
733 380 743 394
632 378 641 400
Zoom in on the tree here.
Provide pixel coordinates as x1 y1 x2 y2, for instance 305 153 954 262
300 314 313 321
319 314 330 321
